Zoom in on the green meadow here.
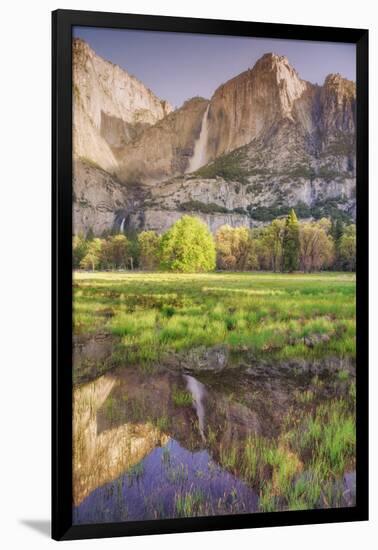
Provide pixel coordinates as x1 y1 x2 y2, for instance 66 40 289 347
74 271 355 376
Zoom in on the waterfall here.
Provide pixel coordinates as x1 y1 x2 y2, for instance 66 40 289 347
119 217 125 233
186 105 210 173
184 374 207 441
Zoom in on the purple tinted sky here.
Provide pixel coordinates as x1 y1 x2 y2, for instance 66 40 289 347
73 27 355 108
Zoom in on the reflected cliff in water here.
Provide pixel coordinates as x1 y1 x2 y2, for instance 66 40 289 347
73 346 356 524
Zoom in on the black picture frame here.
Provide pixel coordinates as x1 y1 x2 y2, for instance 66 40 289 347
52 9 369 541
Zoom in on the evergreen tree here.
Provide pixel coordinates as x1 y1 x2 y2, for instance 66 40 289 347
282 209 300 272
331 219 344 270
333 219 344 243
338 224 356 271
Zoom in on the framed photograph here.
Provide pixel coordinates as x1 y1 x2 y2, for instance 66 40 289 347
52 9 368 541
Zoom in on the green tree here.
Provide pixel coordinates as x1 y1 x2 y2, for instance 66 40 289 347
282 209 300 272
159 215 216 272
108 235 129 269
73 234 88 269
250 228 267 270
261 219 286 272
80 238 103 271
331 218 344 243
138 231 161 270
127 238 139 270
331 218 344 269
339 224 356 271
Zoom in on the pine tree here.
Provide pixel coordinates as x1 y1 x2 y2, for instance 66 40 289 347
282 209 300 272
331 219 344 270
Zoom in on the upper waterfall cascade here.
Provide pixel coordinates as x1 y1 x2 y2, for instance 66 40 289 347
186 105 210 173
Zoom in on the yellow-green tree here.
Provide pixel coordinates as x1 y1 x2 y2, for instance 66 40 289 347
108 235 129 269
80 238 103 271
138 231 161 270
73 234 88 269
282 209 300 272
160 215 216 272
261 219 286 272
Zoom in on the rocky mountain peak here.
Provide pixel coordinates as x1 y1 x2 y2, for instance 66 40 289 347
323 73 356 99
73 37 89 53
73 37 92 59
73 37 173 122
253 52 291 72
252 52 303 88
205 52 308 159
73 41 356 237
319 73 356 136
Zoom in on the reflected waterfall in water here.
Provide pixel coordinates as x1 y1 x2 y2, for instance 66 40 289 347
184 374 207 441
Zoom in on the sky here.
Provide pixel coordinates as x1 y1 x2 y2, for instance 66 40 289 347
73 27 356 109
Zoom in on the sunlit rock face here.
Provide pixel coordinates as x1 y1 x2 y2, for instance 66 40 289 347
73 42 356 236
73 366 256 506
73 367 209 506
320 73 356 136
73 373 169 506
72 38 172 173
143 59 356 229
205 53 310 159
205 54 355 164
115 97 209 185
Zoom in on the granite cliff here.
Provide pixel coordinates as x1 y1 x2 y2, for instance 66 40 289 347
73 42 356 235
73 38 172 174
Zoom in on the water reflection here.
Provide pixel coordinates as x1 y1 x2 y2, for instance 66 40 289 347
73 374 169 505
184 374 207 441
74 439 259 523
73 356 356 523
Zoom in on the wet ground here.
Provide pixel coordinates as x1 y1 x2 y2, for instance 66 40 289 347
73 339 356 524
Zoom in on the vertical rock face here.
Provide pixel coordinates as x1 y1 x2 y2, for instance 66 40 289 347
110 51 355 188
72 38 172 172
115 97 209 185
73 159 129 236
204 54 355 165
320 74 356 135
72 40 356 236
206 53 310 159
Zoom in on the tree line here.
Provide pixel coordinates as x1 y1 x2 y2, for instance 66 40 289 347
73 211 356 273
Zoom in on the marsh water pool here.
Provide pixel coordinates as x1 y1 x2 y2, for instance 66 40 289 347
73 345 356 523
